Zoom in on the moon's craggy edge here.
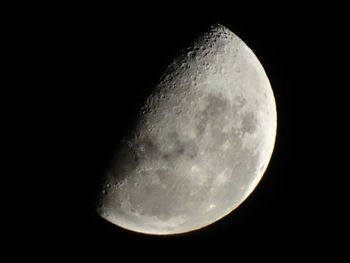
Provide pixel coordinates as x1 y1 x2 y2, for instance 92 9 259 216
97 24 277 235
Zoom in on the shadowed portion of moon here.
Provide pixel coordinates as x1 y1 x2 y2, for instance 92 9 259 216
97 24 277 235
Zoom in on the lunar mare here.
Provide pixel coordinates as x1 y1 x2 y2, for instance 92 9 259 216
97 24 277 235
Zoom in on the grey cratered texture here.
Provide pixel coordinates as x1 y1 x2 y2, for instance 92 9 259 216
97 24 277 235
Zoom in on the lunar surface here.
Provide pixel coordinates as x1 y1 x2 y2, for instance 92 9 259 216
97 24 277 235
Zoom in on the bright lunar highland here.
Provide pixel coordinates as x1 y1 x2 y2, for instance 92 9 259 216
97 24 277 235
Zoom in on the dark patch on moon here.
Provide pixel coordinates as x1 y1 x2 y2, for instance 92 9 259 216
195 94 229 137
241 111 258 134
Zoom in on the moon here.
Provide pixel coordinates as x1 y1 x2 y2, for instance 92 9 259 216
97 24 277 235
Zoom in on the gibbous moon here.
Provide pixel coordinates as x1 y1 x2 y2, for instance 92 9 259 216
97 24 277 235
